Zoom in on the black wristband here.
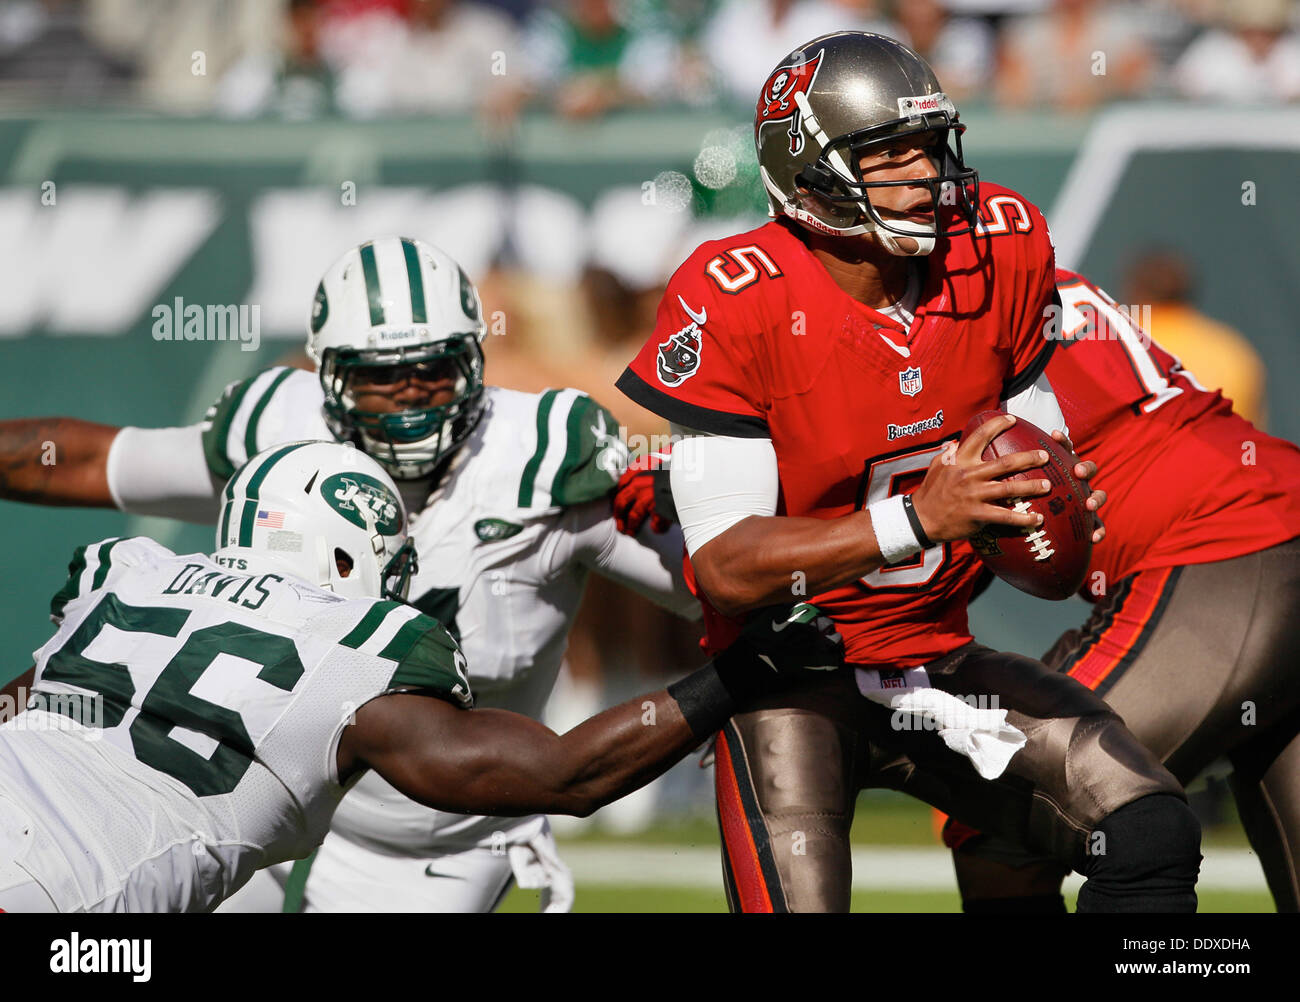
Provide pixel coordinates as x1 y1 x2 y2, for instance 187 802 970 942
666 663 735 740
667 647 775 740
901 493 935 549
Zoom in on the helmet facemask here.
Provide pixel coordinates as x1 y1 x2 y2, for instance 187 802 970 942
790 111 980 256
320 335 486 481
379 537 419 602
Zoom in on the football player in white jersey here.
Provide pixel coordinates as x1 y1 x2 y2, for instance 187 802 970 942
0 442 841 912
0 236 699 912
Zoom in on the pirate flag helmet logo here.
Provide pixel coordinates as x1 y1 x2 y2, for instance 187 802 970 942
755 49 824 155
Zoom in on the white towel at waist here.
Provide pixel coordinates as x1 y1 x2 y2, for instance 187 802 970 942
854 667 1027 780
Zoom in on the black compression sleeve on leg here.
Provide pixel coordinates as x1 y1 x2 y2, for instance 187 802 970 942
1075 794 1202 913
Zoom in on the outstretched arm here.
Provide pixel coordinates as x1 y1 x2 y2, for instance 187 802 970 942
0 419 118 507
344 687 701 818
341 607 843 817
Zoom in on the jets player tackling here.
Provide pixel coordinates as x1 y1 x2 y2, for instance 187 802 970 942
0 237 699 912
0 442 839 912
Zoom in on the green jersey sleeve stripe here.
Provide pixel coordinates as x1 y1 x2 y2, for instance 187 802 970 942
385 621 472 707
242 368 295 462
202 378 258 481
237 442 315 547
49 544 90 618
517 389 558 507
401 237 427 324
338 600 404 650
377 613 436 663
89 538 123 592
359 241 386 327
552 396 591 503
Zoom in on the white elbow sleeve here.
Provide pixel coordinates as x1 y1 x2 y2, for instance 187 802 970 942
670 431 779 558
1002 371 1070 440
106 425 222 522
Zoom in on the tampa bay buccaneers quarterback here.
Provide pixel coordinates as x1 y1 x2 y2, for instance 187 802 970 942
944 269 1300 912
617 32 1202 912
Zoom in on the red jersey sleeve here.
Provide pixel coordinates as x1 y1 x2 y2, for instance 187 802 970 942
995 190 1058 399
617 250 772 438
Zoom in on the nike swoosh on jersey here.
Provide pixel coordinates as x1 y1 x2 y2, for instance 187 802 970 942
424 865 468 880
677 295 707 326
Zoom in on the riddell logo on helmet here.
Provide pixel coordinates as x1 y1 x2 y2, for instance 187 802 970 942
897 93 955 117
756 50 824 155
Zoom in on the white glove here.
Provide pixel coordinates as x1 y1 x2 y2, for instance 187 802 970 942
507 824 575 913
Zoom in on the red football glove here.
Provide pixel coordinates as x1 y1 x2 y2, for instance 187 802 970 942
612 448 674 536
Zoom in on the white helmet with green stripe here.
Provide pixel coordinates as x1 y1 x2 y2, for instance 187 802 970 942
214 441 418 602
305 236 487 480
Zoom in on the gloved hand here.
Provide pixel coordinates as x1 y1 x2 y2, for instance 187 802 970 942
506 825 575 914
612 448 675 536
717 602 844 678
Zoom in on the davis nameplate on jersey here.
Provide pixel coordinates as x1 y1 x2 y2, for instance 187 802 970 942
899 366 923 397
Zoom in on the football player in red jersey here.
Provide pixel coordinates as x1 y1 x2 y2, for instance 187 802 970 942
617 32 1202 913
943 269 1300 912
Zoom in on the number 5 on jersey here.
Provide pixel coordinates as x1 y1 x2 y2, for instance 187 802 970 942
858 443 949 589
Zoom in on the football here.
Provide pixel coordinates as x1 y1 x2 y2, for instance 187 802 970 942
962 410 1093 600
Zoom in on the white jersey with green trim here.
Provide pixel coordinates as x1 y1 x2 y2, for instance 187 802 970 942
197 368 692 852
0 536 470 912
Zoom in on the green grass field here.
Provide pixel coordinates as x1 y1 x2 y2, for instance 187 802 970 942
498 789 1275 913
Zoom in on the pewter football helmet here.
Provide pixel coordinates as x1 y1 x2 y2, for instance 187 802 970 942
754 31 980 255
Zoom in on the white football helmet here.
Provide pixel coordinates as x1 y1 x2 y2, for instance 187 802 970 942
214 441 417 601
306 236 487 480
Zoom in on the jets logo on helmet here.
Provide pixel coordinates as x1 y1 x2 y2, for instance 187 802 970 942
321 472 402 535
306 236 488 480
216 442 418 602
756 50 824 155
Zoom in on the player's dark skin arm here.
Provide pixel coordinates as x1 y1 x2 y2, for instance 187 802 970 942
693 416 1103 616
337 687 706 818
0 667 36 723
0 418 118 506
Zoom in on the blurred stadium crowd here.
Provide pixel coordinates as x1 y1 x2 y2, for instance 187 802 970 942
0 0 1298 114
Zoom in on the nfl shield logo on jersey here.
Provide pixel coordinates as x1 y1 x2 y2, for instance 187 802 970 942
899 366 923 397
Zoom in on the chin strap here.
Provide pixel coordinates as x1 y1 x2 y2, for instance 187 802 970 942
876 223 936 257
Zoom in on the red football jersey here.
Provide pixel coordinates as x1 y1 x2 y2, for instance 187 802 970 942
1044 269 1300 590
618 183 1058 666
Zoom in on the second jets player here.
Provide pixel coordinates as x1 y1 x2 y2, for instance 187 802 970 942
0 237 699 912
